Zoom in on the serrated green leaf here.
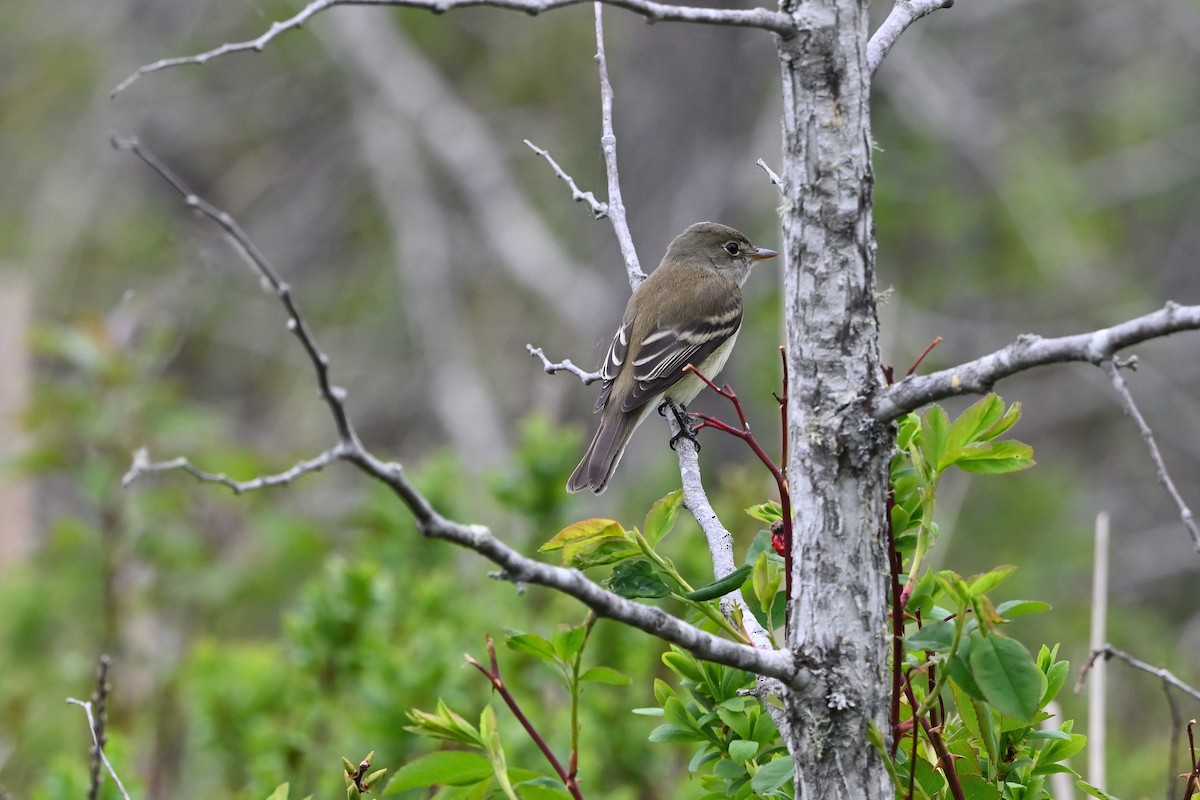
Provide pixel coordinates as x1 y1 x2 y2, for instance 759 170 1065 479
946 394 1005 453
951 440 1035 474
745 502 783 524
604 559 671 599
921 406 950 476
539 518 623 552
969 634 1047 722
749 757 793 794
579 666 632 685
644 490 684 546
979 401 1022 441
385 752 493 792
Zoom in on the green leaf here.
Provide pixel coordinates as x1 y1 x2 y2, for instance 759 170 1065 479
969 565 1017 596
728 739 759 763
920 405 950 476
604 559 671 599
995 600 1052 619
265 784 290 800
978 401 1023 441
968 634 1047 722
662 650 705 683
1076 780 1121 800
385 752 493 792
551 625 587 662
539 518 630 567
578 666 632 685
504 632 556 664
958 774 1002 800
752 551 782 616
906 620 956 653
745 502 782 524
950 440 1035 474
749 757 793 794
648 724 706 743
1042 659 1070 705
644 490 684 546
946 394 1006 454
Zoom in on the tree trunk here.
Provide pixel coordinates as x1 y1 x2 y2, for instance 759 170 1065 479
777 0 893 794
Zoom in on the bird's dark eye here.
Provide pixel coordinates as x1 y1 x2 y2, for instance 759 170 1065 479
723 241 740 255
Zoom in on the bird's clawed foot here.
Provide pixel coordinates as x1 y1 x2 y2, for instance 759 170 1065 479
659 398 701 451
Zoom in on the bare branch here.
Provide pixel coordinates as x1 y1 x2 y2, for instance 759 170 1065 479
875 302 1200 421
866 0 954 76
527 345 602 384
672 426 775 651
116 138 797 684
112 135 361 449
66 698 132 800
111 0 798 98
524 139 609 218
122 446 342 493
1102 359 1200 551
756 157 783 192
1076 644 1200 705
592 3 643 288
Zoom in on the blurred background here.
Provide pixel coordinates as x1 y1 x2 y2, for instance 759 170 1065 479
1 0 1199 797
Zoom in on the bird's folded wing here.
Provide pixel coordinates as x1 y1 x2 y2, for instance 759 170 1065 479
620 296 743 412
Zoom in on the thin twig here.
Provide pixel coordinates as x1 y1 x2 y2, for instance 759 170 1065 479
1076 645 1200 705
122 446 342 492
526 345 602 384
86 656 112 800
1102 359 1200 551
524 140 608 218
1182 721 1200 800
115 137 797 683
67 697 132 800
866 0 954 76
466 636 585 800
756 158 783 194
111 0 799 97
905 336 942 377
592 3 643 287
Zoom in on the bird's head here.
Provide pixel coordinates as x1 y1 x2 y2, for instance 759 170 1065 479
663 221 777 286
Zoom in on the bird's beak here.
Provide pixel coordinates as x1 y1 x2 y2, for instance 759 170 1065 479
750 247 778 262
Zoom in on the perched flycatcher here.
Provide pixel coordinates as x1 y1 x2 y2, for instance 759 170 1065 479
567 222 777 494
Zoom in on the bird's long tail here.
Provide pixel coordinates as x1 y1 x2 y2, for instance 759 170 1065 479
566 406 644 494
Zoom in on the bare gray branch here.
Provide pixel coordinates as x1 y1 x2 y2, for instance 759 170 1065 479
875 302 1200 420
524 139 609 218
866 0 954 76
527 345 602 383
111 0 797 97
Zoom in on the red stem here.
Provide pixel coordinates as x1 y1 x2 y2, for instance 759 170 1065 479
905 336 943 378
683 363 793 600
467 637 586 800
902 682 966 800
1181 720 1199 800
887 490 905 755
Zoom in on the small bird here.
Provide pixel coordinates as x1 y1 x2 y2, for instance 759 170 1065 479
567 222 777 494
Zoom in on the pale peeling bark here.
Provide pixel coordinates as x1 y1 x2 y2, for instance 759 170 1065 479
776 0 893 794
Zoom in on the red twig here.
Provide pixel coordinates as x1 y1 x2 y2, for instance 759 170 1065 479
466 636 585 800
902 682 966 800
887 490 905 755
683 363 792 599
1182 720 1200 800
906 337 943 377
